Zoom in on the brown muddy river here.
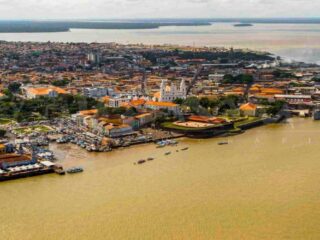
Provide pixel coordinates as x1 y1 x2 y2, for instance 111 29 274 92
1 118 320 239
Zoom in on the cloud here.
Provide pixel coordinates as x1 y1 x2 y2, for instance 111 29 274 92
0 0 318 19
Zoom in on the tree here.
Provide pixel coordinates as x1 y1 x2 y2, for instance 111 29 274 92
0 129 6 138
267 101 286 116
52 79 70 87
241 74 254 84
217 95 240 114
199 97 210 108
222 74 234 84
183 97 200 112
222 74 253 84
173 98 184 105
8 82 21 93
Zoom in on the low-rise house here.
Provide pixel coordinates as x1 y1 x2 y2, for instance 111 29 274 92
135 113 155 127
274 94 312 105
72 109 98 127
240 103 258 117
23 86 67 99
145 101 179 115
105 124 133 138
108 97 130 108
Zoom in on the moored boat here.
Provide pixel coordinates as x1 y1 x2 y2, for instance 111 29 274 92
137 160 146 164
66 167 84 174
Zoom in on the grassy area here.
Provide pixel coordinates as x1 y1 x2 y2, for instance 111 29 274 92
13 125 53 134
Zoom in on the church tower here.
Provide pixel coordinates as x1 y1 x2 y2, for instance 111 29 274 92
180 79 187 97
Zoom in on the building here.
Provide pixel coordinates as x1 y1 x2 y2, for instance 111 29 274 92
105 124 133 138
240 103 258 117
209 73 225 83
145 101 179 115
274 94 312 105
87 52 101 64
155 79 187 102
135 113 155 127
23 86 67 99
108 97 130 108
83 87 113 98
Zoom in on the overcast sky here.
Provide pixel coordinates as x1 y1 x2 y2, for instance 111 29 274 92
0 0 319 19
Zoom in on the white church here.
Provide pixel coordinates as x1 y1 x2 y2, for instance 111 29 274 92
154 79 187 102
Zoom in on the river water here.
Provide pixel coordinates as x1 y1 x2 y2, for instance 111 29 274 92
0 23 319 64
1 118 320 239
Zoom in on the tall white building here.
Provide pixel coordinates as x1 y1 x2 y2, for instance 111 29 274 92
158 79 187 102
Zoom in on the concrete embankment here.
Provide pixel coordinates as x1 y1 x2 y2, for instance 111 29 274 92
236 119 265 130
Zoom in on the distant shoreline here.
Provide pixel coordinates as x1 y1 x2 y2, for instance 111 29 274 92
0 21 211 33
0 18 320 33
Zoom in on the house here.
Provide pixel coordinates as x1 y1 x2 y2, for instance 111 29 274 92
108 97 130 108
105 124 133 138
145 101 179 115
240 103 257 117
135 113 155 127
274 94 312 105
72 109 98 127
23 86 67 99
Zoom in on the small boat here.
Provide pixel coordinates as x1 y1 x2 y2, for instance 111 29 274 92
165 152 171 155
66 167 84 174
147 157 154 161
137 160 146 165
218 141 228 145
55 168 66 175
181 147 189 151
54 166 65 175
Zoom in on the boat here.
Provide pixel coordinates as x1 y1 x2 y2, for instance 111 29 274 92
66 167 84 174
147 157 154 161
181 147 189 151
54 168 65 175
165 152 171 155
137 160 146 164
156 139 178 147
218 141 228 145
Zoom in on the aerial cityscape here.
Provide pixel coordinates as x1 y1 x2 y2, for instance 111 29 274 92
1 0 320 240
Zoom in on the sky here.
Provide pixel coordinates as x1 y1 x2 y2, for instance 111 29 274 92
0 0 319 19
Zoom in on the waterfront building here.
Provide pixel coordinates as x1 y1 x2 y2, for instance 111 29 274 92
104 124 133 138
240 103 258 117
135 113 155 127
